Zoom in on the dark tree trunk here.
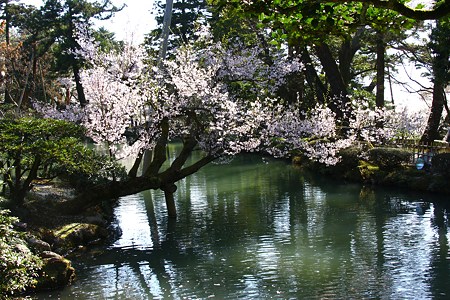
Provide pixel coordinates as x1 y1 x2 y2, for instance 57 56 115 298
4 1 12 104
421 79 445 143
375 31 385 108
301 46 326 105
339 27 364 86
58 134 217 216
128 151 144 178
314 42 350 121
421 20 449 143
73 62 87 106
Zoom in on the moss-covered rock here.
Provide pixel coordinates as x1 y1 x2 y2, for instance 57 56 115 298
35 251 75 290
52 223 108 254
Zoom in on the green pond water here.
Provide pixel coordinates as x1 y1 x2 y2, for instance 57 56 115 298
34 146 450 299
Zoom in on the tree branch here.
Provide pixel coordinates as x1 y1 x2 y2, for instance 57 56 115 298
329 0 450 20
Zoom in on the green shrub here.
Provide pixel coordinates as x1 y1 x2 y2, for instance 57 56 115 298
368 147 411 170
0 210 42 296
0 117 126 203
60 154 127 192
431 153 450 175
338 146 361 169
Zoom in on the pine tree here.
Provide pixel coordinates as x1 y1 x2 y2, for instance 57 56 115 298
144 0 210 58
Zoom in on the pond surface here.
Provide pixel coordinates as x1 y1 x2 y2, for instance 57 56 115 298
34 147 449 299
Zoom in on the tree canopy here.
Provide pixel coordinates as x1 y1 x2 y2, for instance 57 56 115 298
217 0 450 21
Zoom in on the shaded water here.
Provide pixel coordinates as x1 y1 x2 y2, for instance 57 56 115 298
35 147 450 299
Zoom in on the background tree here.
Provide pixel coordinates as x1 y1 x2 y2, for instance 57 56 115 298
210 0 438 119
49 0 123 106
420 19 450 143
144 0 210 59
1 0 123 108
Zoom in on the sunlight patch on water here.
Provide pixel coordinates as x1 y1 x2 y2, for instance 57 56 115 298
111 194 154 250
382 202 436 299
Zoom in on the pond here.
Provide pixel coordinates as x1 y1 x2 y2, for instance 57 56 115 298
34 146 449 299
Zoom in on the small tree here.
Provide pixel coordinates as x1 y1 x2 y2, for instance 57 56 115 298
0 116 121 205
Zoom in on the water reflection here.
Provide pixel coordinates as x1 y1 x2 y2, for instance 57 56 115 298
33 151 450 299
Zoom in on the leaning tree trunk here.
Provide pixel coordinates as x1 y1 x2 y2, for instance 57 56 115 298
421 79 446 143
421 20 449 143
58 130 216 217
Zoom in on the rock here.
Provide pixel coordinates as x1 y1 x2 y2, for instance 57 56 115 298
13 242 32 255
35 251 76 290
85 214 107 225
26 236 51 253
53 223 108 254
13 221 28 231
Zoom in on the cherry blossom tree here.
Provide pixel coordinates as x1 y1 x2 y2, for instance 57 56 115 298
35 28 427 217
41 29 303 217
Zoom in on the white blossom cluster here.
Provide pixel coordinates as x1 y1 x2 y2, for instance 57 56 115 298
206 40 302 97
349 105 428 144
263 104 354 165
32 101 85 123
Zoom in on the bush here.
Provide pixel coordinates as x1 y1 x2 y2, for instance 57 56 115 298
338 146 361 169
368 147 411 170
0 210 42 296
60 153 127 192
0 117 126 202
431 153 450 175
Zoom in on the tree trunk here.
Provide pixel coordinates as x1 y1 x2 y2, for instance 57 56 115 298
58 176 162 214
314 42 349 119
421 79 445 143
421 20 449 143
58 137 217 216
73 62 87 106
339 27 364 86
4 0 12 104
162 184 177 218
375 31 385 108
301 46 326 105
128 151 144 178
158 0 174 64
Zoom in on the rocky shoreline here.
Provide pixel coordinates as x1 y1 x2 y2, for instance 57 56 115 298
4 183 118 297
293 148 450 196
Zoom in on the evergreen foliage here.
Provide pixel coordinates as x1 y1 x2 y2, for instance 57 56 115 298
0 116 124 204
368 147 411 170
144 0 210 58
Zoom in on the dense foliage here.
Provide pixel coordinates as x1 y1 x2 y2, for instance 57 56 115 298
368 147 412 170
0 210 42 296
